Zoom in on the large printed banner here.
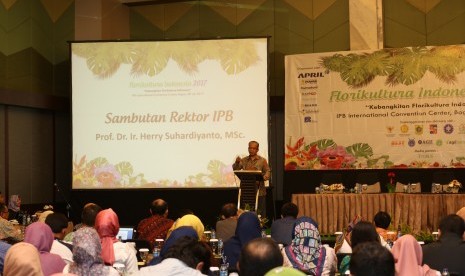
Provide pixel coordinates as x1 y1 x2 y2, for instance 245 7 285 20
285 45 465 170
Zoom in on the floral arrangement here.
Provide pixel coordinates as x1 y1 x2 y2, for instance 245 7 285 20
321 183 345 192
387 172 396 193
448 179 462 189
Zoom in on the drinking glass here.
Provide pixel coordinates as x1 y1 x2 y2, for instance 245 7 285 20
210 238 219 256
139 248 149 263
204 231 212 241
155 238 164 250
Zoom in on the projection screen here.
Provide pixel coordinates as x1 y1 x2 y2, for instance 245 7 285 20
71 38 269 189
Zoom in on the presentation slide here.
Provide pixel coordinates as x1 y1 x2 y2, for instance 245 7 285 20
71 38 269 189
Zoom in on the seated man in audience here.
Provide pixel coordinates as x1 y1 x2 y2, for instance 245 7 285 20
373 211 393 248
350 241 394 276
137 198 174 248
271 202 298 246
238 237 283 276
139 236 211 276
0 203 23 242
64 202 102 242
215 203 238 241
45 212 73 264
422 214 465 276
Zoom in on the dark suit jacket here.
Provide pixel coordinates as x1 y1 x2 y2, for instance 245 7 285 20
422 233 465 276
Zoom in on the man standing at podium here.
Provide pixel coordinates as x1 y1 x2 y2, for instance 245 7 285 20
233 140 271 216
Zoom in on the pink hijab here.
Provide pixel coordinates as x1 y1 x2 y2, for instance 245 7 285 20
4 242 44 276
94 208 119 265
391 234 437 276
24 222 66 276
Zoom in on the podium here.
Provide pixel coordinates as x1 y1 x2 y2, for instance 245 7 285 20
234 170 264 212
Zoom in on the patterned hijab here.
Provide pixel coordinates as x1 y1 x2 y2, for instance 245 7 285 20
69 227 111 276
24 222 66 276
94 208 120 265
334 215 362 253
8 195 20 212
4 242 44 276
284 216 326 275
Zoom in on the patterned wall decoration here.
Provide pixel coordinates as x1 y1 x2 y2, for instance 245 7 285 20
0 0 74 97
384 0 465 48
129 0 349 97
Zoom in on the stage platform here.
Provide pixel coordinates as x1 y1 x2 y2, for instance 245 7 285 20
292 193 465 235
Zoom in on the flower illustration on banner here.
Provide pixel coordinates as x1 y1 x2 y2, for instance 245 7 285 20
284 137 394 170
94 165 121 186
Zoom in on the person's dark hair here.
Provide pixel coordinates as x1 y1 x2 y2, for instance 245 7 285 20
150 199 168 216
221 203 238 219
45 212 69 234
81 203 102 227
164 236 211 274
281 202 298 218
0 203 7 212
373 211 391 229
239 238 283 276
439 214 465 237
350 221 380 249
350 241 394 276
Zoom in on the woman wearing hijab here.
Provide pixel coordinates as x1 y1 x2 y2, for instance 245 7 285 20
282 216 336 275
223 211 262 269
24 222 66 276
391 234 438 276
64 226 119 276
7 195 21 221
94 208 138 274
166 214 205 240
4 242 44 276
147 226 199 266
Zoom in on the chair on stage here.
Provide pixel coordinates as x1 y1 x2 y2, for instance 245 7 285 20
395 171 421 193
355 172 381 193
234 170 263 212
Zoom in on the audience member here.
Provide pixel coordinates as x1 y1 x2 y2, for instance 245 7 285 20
282 216 336 275
239 237 283 276
455 206 465 239
64 202 102 242
374 211 391 240
24 222 66 276
64 226 119 276
215 203 238 241
137 198 174 249
0 240 11 274
339 221 380 274
224 211 262 269
3 242 44 276
139 236 212 276
148 226 199 266
422 214 465 276
167 214 205 240
392 234 437 276
7 195 21 221
45 212 73 265
94 208 139 274
0 203 23 242
271 202 298 246
350 241 394 276
334 215 362 254
265 266 306 276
